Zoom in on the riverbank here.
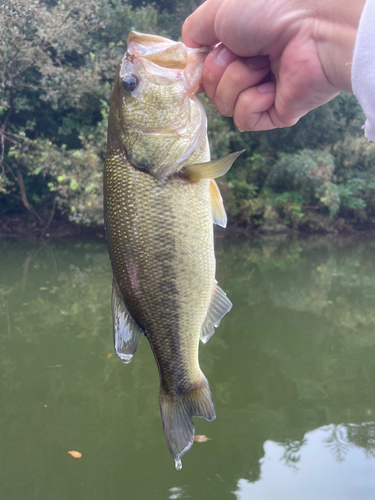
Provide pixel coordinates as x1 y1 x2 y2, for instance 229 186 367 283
2 212 375 240
0 214 105 240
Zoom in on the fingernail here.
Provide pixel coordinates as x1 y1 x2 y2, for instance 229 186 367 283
215 45 237 66
257 82 276 93
246 56 269 70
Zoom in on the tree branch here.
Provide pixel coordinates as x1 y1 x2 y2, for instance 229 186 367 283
36 190 57 208
16 165 33 213
41 193 57 237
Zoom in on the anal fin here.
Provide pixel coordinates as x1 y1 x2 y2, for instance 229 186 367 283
200 280 232 344
210 179 227 228
112 280 143 363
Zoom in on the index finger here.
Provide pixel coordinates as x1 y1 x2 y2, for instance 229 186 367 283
182 0 224 48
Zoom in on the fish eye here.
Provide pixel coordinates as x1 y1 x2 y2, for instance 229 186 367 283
121 74 140 93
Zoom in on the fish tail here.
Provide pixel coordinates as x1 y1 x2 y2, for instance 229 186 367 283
159 374 216 467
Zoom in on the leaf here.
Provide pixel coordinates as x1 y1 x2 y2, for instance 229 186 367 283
70 178 79 191
68 451 82 458
39 287 49 290
194 435 211 443
106 353 113 359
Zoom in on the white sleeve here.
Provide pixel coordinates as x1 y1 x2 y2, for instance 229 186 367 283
352 0 375 142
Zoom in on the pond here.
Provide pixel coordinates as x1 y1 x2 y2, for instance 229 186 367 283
1 235 375 499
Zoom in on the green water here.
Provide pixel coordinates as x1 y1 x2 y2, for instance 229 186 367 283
1 236 375 499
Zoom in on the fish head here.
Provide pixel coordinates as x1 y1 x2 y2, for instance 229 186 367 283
108 31 210 178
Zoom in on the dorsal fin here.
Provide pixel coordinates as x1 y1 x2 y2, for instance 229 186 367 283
210 179 227 228
200 281 232 344
112 280 143 363
181 150 244 181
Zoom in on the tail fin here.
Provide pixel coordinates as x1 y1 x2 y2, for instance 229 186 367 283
159 374 216 469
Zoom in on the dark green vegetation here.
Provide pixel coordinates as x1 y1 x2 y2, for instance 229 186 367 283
1 0 375 235
1 237 375 498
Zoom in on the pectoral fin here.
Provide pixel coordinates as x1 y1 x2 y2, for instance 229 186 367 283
181 150 244 181
210 179 227 228
200 281 232 344
112 280 143 363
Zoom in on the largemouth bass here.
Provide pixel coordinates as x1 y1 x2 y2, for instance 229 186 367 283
104 31 242 469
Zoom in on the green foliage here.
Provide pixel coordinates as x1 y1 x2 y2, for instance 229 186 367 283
0 0 160 224
217 93 373 231
266 150 340 218
338 179 367 211
0 0 374 232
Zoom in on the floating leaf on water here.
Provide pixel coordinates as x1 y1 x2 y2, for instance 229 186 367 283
22 303 28 306
39 287 49 290
194 435 211 443
106 353 114 359
68 451 82 458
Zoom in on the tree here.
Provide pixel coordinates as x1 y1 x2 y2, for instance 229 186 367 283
0 0 159 228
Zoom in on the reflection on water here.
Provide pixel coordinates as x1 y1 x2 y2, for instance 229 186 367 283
1 236 375 499
236 425 375 500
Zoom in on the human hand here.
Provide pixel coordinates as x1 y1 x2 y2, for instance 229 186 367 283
182 0 365 131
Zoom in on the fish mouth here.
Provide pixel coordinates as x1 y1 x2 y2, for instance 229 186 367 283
127 31 189 69
126 31 210 95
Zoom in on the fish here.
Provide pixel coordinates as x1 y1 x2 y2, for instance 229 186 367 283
104 31 243 469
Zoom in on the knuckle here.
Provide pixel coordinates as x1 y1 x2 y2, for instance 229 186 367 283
280 116 298 127
234 116 249 132
203 66 217 86
216 104 232 118
236 89 253 110
214 95 233 117
273 103 300 128
234 110 251 132
181 15 192 36
225 63 245 87
234 92 258 131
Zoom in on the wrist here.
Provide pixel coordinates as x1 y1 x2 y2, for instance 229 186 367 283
314 0 366 93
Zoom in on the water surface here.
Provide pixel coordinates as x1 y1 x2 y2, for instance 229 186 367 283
1 236 375 499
